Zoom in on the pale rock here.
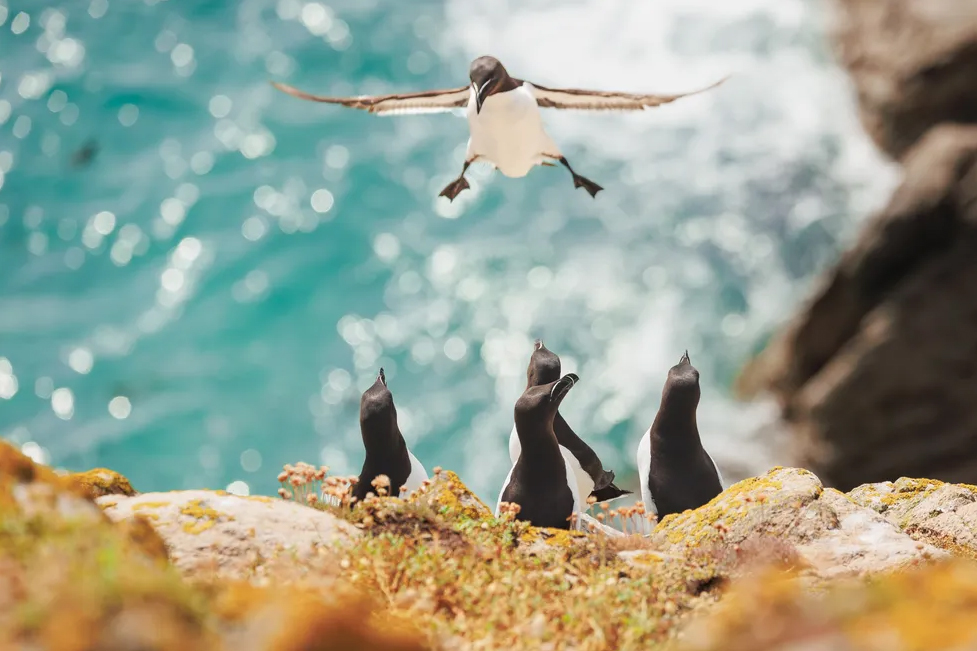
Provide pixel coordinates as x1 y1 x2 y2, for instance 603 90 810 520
98 490 360 579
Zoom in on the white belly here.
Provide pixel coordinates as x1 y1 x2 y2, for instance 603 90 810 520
509 425 594 501
467 84 562 178
636 428 656 515
404 448 428 492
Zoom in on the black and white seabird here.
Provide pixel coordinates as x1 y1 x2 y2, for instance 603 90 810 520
496 373 581 530
271 55 727 200
508 340 630 504
353 368 428 502
636 352 723 519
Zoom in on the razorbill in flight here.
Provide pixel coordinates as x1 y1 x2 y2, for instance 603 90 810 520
636 352 723 519
508 340 630 504
271 55 727 200
352 368 428 502
496 373 582 530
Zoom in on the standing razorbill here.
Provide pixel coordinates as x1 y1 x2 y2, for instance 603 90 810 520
636 352 723 519
496 373 581 530
508 340 630 504
271 56 727 200
353 368 428 502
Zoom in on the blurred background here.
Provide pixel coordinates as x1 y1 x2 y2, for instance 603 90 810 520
0 0 902 502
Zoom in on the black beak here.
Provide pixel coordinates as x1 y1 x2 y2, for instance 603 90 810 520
377 367 386 386
534 339 544 351
550 373 578 400
679 350 690 365
474 78 494 114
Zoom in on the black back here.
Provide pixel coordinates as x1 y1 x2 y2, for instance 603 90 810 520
501 373 578 529
524 341 630 500
646 352 723 517
353 368 412 502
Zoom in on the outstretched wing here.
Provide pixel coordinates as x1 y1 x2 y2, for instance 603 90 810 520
527 75 729 111
270 81 470 115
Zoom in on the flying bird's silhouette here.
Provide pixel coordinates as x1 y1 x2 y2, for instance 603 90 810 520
272 56 727 199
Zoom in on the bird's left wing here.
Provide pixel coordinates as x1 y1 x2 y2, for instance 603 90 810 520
527 75 729 111
270 81 471 115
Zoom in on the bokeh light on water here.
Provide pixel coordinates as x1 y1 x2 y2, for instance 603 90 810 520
0 0 897 500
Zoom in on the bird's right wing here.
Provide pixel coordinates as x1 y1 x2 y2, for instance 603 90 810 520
271 81 471 115
527 75 729 111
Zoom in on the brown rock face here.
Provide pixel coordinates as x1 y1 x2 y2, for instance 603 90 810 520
828 0 977 159
739 125 977 489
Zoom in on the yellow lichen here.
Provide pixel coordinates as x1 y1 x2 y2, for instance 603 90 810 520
132 501 172 511
180 499 233 535
67 468 137 499
656 469 800 547
881 477 945 506
518 526 586 548
421 470 492 521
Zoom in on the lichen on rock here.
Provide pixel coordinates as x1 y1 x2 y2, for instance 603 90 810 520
10 441 977 650
849 478 977 559
100 490 360 580
67 467 137 499
653 467 945 579
406 469 493 522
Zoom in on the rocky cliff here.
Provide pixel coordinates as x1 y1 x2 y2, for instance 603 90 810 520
4 440 977 650
737 0 977 490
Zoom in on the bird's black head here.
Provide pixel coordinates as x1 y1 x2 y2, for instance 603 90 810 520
526 339 562 389
469 55 509 114
662 350 700 409
514 372 578 430
359 367 398 444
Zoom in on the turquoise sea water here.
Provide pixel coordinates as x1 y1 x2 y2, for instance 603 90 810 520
0 0 896 502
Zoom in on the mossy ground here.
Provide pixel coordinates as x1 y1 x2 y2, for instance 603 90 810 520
6 441 977 650
0 442 430 651
269 464 797 650
0 441 212 650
